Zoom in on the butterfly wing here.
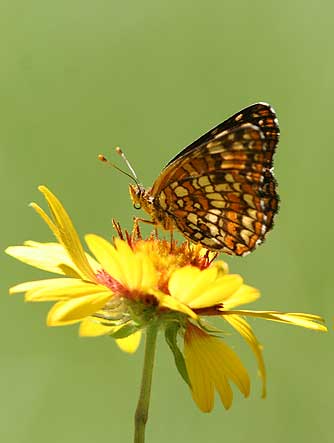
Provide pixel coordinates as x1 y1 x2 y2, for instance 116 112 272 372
165 102 279 168
152 123 278 255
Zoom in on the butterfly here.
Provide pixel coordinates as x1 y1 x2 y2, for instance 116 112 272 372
128 102 279 256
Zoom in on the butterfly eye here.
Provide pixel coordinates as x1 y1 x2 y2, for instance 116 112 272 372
133 202 141 210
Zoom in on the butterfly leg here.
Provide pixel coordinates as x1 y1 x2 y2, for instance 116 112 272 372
169 229 175 252
133 216 156 226
132 216 157 241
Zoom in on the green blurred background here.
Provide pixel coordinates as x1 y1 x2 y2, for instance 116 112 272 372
1 0 332 442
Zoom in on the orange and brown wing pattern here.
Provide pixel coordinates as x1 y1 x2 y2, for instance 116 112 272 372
164 102 279 169
151 122 279 256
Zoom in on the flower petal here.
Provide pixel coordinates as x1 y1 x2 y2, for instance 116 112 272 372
188 274 243 309
114 239 157 291
79 318 142 352
35 186 97 282
157 292 198 319
5 242 80 276
184 324 250 412
116 330 142 353
184 329 215 412
25 279 106 302
47 292 112 325
79 317 116 336
85 235 158 292
222 310 327 332
169 266 217 305
169 266 202 302
223 285 260 309
169 266 243 308
9 278 65 294
85 234 126 283
225 314 266 398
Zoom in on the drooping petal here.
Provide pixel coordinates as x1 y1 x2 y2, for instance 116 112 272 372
221 310 327 332
47 292 112 325
204 335 250 398
184 331 215 412
225 314 266 398
184 324 250 412
213 372 233 410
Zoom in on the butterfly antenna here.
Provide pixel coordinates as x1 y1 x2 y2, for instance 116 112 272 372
115 147 139 182
98 147 140 186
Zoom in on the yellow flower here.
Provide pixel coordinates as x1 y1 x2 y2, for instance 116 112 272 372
5 186 327 412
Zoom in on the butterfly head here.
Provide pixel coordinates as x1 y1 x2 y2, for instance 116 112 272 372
129 183 154 215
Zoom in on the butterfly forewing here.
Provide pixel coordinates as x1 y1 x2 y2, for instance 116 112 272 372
151 116 279 256
165 102 279 168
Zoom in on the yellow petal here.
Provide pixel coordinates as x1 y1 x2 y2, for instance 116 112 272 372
47 292 112 325
214 373 233 410
157 292 198 319
79 318 142 352
29 202 59 239
168 266 203 303
185 342 215 412
36 186 97 282
222 310 327 332
85 234 127 284
184 324 250 412
204 336 250 398
79 317 115 336
223 285 260 309
138 252 159 291
9 278 66 294
114 239 141 288
25 279 106 302
188 274 243 309
225 315 266 398
169 266 220 305
114 239 157 291
5 242 78 276
86 235 158 293
169 266 243 308
116 330 142 353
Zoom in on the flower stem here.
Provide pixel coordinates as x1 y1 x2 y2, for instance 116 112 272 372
134 322 158 443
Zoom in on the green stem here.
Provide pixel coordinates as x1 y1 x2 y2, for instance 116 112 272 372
134 322 158 443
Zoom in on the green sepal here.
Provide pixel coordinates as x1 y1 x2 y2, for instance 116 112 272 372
109 323 140 339
165 323 191 387
197 318 226 335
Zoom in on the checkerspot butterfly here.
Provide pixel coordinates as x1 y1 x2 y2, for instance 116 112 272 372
109 103 279 256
